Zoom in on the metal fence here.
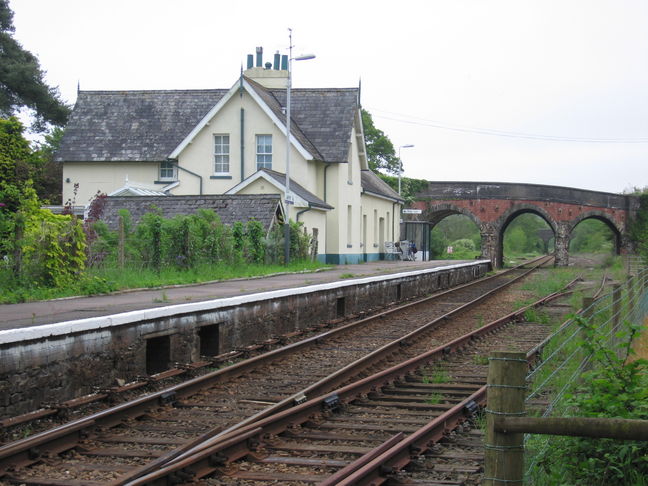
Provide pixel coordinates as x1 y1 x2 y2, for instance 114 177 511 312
523 265 648 482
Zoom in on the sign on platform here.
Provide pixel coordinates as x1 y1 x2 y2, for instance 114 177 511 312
402 209 422 214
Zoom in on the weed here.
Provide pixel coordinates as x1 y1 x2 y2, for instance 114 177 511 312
426 393 443 404
340 273 355 279
473 354 489 365
524 307 550 324
153 291 170 303
426 369 450 383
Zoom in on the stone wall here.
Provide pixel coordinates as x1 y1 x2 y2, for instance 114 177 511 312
0 262 490 418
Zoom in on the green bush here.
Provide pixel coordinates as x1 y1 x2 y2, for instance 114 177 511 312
533 316 648 485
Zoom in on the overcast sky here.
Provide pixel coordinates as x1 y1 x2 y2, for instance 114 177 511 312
9 0 648 194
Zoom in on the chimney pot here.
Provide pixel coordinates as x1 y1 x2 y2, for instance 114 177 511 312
256 46 263 67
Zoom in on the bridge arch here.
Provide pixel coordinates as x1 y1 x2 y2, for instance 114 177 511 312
567 210 623 256
424 202 483 228
410 181 636 267
494 204 558 266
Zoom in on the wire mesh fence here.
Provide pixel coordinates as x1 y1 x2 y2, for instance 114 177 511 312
523 265 648 483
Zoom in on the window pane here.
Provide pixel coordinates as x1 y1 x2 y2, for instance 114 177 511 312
160 161 175 180
256 134 272 170
214 135 230 173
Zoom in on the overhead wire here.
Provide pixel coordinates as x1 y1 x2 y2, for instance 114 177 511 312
367 108 648 143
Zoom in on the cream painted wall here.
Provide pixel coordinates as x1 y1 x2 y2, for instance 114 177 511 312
324 146 362 256
360 193 396 253
62 162 163 204
296 209 327 257
236 178 282 197
174 90 318 198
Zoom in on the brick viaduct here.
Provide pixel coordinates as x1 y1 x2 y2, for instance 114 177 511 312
410 181 639 267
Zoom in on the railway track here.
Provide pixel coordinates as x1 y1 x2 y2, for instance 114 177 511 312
0 256 554 485
122 269 586 485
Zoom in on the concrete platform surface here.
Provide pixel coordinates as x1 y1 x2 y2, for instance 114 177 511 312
0 260 474 330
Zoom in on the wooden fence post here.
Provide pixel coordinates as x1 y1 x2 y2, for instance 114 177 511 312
582 297 595 320
627 275 635 313
612 284 622 330
118 214 125 270
484 351 527 486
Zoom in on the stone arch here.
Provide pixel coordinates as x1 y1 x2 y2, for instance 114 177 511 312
424 202 483 228
494 203 558 267
567 210 623 255
424 202 483 261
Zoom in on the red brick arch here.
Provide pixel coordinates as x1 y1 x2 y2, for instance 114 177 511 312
410 182 636 267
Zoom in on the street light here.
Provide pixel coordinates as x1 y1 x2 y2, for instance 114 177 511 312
285 28 315 264
397 144 414 195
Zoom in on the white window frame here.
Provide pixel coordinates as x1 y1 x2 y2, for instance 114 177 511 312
213 134 230 174
256 134 272 170
159 160 177 181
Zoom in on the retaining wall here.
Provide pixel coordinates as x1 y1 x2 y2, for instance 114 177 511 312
0 261 490 418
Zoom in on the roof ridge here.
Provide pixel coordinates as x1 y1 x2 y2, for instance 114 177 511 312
78 89 229 95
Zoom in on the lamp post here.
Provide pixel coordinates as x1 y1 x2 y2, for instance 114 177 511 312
284 29 315 264
397 144 414 195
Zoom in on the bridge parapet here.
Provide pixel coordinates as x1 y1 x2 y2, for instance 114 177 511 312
411 181 637 267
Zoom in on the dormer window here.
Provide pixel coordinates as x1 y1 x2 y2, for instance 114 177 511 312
214 134 230 174
159 160 177 181
256 134 272 170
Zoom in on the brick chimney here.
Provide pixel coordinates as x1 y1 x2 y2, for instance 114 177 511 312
243 47 288 88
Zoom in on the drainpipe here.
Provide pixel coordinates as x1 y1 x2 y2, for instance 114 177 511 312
240 108 245 182
323 164 331 202
391 202 396 241
170 161 203 195
296 206 312 222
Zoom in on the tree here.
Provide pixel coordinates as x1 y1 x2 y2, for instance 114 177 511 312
0 116 33 212
31 126 64 203
0 0 69 130
629 191 648 263
361 109 400 174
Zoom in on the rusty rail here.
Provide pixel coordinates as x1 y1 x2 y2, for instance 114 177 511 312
121 264 576 486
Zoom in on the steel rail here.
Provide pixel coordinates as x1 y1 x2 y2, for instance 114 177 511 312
0 256 553 484
0 257 523 432
322 283 584 485
122 263 576 486
111 256 553 484
0 258 536 468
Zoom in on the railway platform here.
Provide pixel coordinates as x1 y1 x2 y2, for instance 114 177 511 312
0 259 475 330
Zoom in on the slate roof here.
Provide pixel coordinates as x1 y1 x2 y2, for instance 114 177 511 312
361 170 404 202
260 169 333 210
56 80 359 164
100 194 282 233
245 77 358 162
56 90 228 162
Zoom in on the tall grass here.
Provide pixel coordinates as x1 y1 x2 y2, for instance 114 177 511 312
0 260 329 304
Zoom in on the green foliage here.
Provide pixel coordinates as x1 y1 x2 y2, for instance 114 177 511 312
429 229 446 259
521 268 579 298
0 117 34 214
569 219 615 254
0 1 70 129
377 173 428 203
534 317 648 485
20 205 86 287
503 213 549 257
361 109 399 174
629 192 648 264
429 214 482 260
30 127 64 204
426 393 443 404
244 219 266 264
